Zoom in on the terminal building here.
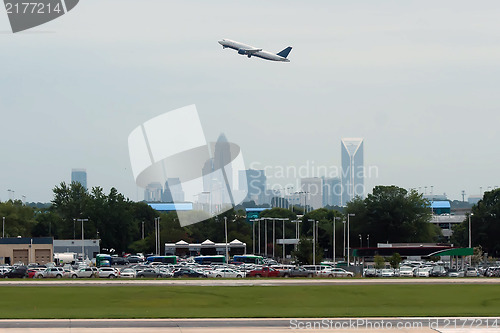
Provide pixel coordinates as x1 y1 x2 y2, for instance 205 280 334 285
164 239 246 257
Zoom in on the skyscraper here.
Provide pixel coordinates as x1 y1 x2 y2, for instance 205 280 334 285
341 138 364 205
301 177 323 210
71 168 87 190
144 182 163 202
239 169 267 204
323 177 341 207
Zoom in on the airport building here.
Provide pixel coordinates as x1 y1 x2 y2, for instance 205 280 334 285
0 237 53 265
164 239 246 257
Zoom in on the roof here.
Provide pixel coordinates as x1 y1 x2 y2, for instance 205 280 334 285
431 201 451 209
245 208 268 212
0 237 53 245
428 247 474 257
148 203 193 211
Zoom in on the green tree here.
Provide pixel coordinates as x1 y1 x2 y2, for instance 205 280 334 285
345 186 439 244
374 254 385 269
452 189 500 256
388 253 402 269
292 237 323 265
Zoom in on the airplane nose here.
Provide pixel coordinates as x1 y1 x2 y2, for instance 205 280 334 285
218 40 224 45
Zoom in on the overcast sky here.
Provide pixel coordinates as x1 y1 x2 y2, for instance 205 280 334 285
1 0 500 203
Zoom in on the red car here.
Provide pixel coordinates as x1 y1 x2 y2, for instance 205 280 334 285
27 268 45 279
247 267 280 278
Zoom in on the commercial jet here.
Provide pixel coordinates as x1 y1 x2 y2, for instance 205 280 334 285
218 39 292 62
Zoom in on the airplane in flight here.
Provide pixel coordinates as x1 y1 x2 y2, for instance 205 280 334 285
218 39 292 62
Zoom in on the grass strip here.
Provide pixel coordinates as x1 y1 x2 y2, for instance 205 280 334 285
0 284 499 318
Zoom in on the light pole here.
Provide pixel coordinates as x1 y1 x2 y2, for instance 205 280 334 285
2 216 4 238
367 234 370 248
347 213 355 266
343 220 346 259
468 213 473 249
272 218 276 258
308 219 316 265
282 218 286 260
142 221 145 240
73 218 76 240
333 217 340 263
224 217 229 265
252 219 255 254
76 218 89 260
264 218 268 257
359 234 362 248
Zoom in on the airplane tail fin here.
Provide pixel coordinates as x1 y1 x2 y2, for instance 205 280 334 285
277 46 292 58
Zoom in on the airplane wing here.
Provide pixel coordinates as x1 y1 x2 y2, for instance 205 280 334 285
242 48 262 54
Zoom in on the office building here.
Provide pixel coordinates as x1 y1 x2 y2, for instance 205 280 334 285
144 182 163 202
341 138 364 205
71 168 87 190
239 169 267 204
301 177 323 210
323 177 341 207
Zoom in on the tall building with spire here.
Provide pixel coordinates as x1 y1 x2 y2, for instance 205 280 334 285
341 138 364 205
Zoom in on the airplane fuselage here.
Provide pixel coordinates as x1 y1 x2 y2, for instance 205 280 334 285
218 39 291 62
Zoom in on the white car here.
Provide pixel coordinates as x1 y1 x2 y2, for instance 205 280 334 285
380 269 395 277
119 268 137 278
465 267 479 277
319 268 354 278
415 267 432 277
399 266 414 277
207 268 245 278
98 267 120 279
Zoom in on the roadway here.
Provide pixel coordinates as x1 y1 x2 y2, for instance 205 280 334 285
0 277 499 286
0 318 497 332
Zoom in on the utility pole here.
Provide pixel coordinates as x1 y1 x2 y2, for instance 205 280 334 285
462 190 466 202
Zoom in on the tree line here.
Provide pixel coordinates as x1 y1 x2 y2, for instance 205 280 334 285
2 183 499 261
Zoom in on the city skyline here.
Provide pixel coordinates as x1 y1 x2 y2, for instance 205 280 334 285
1 1 500 203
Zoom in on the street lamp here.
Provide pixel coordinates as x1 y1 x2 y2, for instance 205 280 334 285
468 212 473 249
359 234 362 247
2 216 4 238
333 217 340 263
76 218 89 260
367 234 370 248
224 217 229 265
347 213 355 266
342 220 346 259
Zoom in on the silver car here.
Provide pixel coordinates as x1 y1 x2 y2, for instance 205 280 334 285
70 267 99 279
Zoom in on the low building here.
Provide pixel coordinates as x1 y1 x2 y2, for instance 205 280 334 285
165 239 246 257
53 239 100 260
0 237 53 265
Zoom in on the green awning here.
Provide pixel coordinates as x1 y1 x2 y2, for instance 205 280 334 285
428 248 473 257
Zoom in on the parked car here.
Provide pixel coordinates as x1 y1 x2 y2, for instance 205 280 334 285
448 268 465 277
173 268 206 278
380 269 395 277
247 267 280 278
280 266 315 278
399 266 414 277
3 266 27 278
430 266 448 277
364 268 378 277
111 257 129 266
465 267 479 277
207 268 244 278
136 268 163 278
126 256 143 264
119 268 137 278
38 267 67 279
27 268 45 279
70 267 99 279
320 268 355 278
415 267 432 277
98 267 120 279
